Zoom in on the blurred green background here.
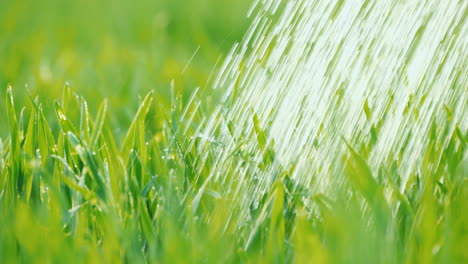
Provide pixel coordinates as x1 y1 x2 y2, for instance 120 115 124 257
0 0 251 136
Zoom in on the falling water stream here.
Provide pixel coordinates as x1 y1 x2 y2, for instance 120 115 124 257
189 0 467 224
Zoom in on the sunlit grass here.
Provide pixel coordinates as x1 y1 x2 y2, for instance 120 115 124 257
1 80 466 263
0 0 467 263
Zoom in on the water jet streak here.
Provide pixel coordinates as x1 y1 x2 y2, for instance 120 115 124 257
194 0 468 222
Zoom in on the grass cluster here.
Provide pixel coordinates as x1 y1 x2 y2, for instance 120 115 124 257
0 83 467 263
0 0 467 263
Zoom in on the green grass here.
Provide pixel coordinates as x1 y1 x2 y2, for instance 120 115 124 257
1 0 467 263
1 83 467 263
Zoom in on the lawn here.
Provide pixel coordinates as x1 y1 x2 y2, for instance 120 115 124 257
0 0 467 263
